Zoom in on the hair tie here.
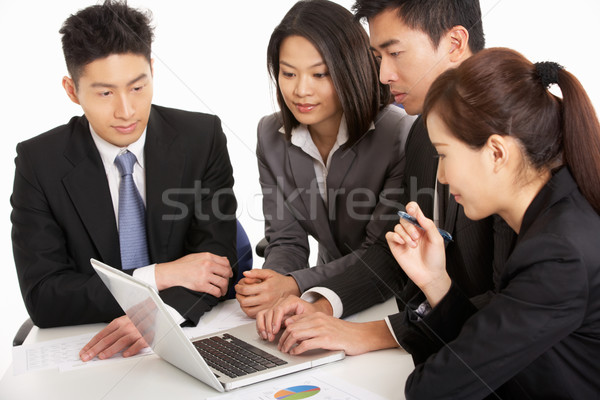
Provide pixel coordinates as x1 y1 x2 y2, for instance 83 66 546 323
534 61 563 88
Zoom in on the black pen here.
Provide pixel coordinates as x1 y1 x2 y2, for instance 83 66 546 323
397 211 453 244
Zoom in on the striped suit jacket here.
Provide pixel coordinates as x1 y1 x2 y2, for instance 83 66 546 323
320 116 516 327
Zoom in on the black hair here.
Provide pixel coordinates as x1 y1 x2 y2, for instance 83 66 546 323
353 0 485 53
267 0 391 146
59 0 154 85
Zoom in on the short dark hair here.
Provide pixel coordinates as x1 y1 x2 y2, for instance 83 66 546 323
353 0 485 53
267 0 391 147
59 0 154 85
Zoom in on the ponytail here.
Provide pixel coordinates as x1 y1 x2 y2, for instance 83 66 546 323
557 69 600 214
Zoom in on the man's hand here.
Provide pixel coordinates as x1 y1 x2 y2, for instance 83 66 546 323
278 314 398 356
155 252 233 298
235 269 301 317
255 295 332 342
79 315 148 361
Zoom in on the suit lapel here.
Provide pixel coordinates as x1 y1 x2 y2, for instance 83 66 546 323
287 144 340 258
144 107 185 262
404 117 437 218
326 145 357 206
62 118 121 267
325 145 357 258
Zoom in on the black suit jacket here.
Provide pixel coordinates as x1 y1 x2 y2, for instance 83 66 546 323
11 105 237 327
321 116 515 316
402 167 600 399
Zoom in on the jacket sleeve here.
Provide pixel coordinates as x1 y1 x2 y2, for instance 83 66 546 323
11 142 123 327
402 236 588 400
257 117 311 275
316 224 407 317
167 115 238 324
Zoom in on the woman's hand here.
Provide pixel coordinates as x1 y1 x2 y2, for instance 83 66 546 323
236 269 301 318
385 202 451 307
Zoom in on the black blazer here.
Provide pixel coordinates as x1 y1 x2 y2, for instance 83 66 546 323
11 105 237 327
401 167 600 399
320 116 515 315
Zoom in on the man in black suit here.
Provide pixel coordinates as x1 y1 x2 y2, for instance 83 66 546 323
256 0 515 355
11 1 237 360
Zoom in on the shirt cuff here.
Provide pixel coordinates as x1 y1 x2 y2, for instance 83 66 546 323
384 316 401 346
301 287 343 318
132 264 158 290
166 304 186 325
133 264 186 325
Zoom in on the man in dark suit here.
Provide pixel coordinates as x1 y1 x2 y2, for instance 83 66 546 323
255 0 515 354
11 0 237 360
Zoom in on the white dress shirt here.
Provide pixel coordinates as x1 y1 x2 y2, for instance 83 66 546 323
282 117 351 203
89 125 185 324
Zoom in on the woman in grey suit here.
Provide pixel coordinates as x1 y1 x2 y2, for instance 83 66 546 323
236 0 415 317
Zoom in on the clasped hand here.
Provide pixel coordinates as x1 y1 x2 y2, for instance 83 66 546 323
235 269 300 317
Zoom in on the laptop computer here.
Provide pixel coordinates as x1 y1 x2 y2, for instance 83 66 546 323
90 258 345 392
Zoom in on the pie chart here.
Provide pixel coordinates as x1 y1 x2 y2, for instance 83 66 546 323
274 385 321 399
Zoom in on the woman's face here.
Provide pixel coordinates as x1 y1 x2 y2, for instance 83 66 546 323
278 35 343 134
427 111 498 221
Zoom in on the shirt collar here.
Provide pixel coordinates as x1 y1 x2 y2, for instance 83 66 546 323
89 123 147 169
282 115 351 149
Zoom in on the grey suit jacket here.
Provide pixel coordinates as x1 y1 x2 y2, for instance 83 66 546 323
257 105 415 291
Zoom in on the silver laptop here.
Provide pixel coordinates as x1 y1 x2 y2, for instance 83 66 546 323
90 258 344 392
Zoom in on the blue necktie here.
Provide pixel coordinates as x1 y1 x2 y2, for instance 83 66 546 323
115 151 150 270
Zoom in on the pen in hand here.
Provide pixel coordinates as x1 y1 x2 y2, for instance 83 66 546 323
397 211 453 244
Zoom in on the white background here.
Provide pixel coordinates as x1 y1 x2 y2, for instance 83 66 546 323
0 0 598 376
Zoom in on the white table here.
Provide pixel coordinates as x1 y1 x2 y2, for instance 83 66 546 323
0 298 414 399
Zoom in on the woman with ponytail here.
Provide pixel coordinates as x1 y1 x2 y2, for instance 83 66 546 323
386 47 600 399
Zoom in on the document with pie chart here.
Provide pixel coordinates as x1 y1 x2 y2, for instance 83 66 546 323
207 370 387 400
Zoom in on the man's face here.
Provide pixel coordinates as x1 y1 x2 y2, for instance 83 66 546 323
368 8 455 116
64 53 153 147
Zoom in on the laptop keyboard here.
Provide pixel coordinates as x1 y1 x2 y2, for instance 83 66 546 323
193 333 288 379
